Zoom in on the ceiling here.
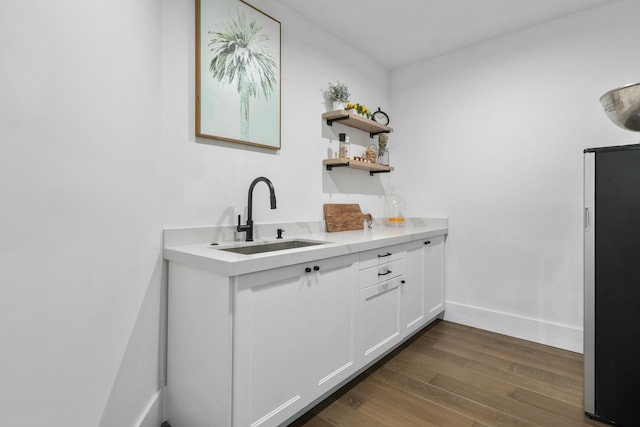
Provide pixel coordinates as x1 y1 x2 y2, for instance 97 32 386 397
278 0 616 70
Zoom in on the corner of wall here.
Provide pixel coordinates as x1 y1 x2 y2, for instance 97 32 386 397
444 301 583 353
136 388 165 427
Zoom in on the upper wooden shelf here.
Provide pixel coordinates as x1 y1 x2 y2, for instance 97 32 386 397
322 110 393 137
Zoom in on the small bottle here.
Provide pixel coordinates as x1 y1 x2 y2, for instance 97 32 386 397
338 133 350 159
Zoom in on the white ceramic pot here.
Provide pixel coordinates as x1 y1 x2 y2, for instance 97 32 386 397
332 101 345 111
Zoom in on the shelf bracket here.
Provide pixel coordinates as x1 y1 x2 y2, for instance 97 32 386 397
325 161 350 171
369 130 391 138
325 115 349 126
369 169 392 176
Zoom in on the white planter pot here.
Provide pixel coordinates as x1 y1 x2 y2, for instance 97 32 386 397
332 101 345 111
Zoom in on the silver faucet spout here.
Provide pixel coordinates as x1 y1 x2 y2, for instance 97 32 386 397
237 176 277 242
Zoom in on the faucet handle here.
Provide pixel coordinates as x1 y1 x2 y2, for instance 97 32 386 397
276 228 285 239
237 214 249 232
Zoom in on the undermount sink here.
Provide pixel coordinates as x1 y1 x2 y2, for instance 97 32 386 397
216 239 329 255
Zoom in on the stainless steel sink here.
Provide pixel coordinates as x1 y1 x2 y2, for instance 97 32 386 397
216 239 328 255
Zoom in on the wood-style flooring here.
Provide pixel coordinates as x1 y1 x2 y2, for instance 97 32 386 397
290 320 607 427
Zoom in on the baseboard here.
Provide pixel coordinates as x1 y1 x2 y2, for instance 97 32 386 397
444 301 583 353
135 388 165 427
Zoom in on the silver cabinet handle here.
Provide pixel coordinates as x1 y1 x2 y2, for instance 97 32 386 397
584 207 591 231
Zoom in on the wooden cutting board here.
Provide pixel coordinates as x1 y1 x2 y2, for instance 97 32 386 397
324 204 372 232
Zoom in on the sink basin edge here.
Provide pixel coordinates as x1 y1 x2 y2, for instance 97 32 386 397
212 239 333 255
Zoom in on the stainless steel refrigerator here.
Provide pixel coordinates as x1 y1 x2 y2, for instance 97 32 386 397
584 144 640 426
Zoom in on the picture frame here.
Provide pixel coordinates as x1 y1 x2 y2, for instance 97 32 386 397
196 0 281 150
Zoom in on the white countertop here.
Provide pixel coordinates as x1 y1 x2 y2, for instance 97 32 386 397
163 218 448 276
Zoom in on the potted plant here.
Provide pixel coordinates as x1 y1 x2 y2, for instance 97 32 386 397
326 81 350 110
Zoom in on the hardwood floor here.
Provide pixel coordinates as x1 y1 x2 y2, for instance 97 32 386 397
290 320 607 427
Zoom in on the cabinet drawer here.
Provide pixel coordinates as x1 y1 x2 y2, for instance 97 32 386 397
359 246 404 270
359 276 403 363
360 275 403 298
359 258 404 289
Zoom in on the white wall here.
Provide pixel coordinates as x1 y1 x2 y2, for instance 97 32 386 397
0 0 390 425
391 0 640 352
0 0 164 426
160 0 392 231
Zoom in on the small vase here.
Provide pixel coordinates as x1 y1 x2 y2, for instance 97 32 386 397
378 150 389 166
378 134 389 165
332 101 345 111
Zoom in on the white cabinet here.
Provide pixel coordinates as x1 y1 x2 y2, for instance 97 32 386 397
234 255 357 427
234 264 308 427
166 231 445 427
358 247 405 365
166 264 233 427
401 235 446 336
403 242 426 335
424 235 445 320
307 258 358 395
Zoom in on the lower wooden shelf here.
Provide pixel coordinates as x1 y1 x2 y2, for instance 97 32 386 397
323 158 394 176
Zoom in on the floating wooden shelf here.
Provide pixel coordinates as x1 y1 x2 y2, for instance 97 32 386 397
323 158 394 176
322 110 393 138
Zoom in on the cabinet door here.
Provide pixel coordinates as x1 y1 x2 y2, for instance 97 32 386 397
307 255 358 395
234 265 309 427
424 235 445 320
403 241 426 335
359 276 403 365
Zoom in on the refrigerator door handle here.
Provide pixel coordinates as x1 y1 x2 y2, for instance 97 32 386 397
584 207 590 231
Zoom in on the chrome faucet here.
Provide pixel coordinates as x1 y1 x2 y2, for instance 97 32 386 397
237 176 277 242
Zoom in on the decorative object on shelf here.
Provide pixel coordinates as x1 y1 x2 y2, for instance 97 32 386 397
345 102 371 118
384 191 406 227
372 107 390 126
378 133 389 165
365 145 377 163
338 133 350 159
196 0 281 150
326 81 350 111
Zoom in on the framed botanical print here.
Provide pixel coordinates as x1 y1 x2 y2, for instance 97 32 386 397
196 0 281 150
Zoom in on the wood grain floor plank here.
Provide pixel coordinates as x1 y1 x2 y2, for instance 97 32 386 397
291 320 607 427
372 366 530 426
357 378 478 426
428 373 585 427
426 325 583 378
439 321 583 361
399 340 583 406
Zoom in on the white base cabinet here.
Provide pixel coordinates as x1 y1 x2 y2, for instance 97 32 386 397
360 277 404 363
424 235 445 319
166 264 233 427
358 246 406 365
166 233 445 427
234 255 358 427
403 235 446 336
